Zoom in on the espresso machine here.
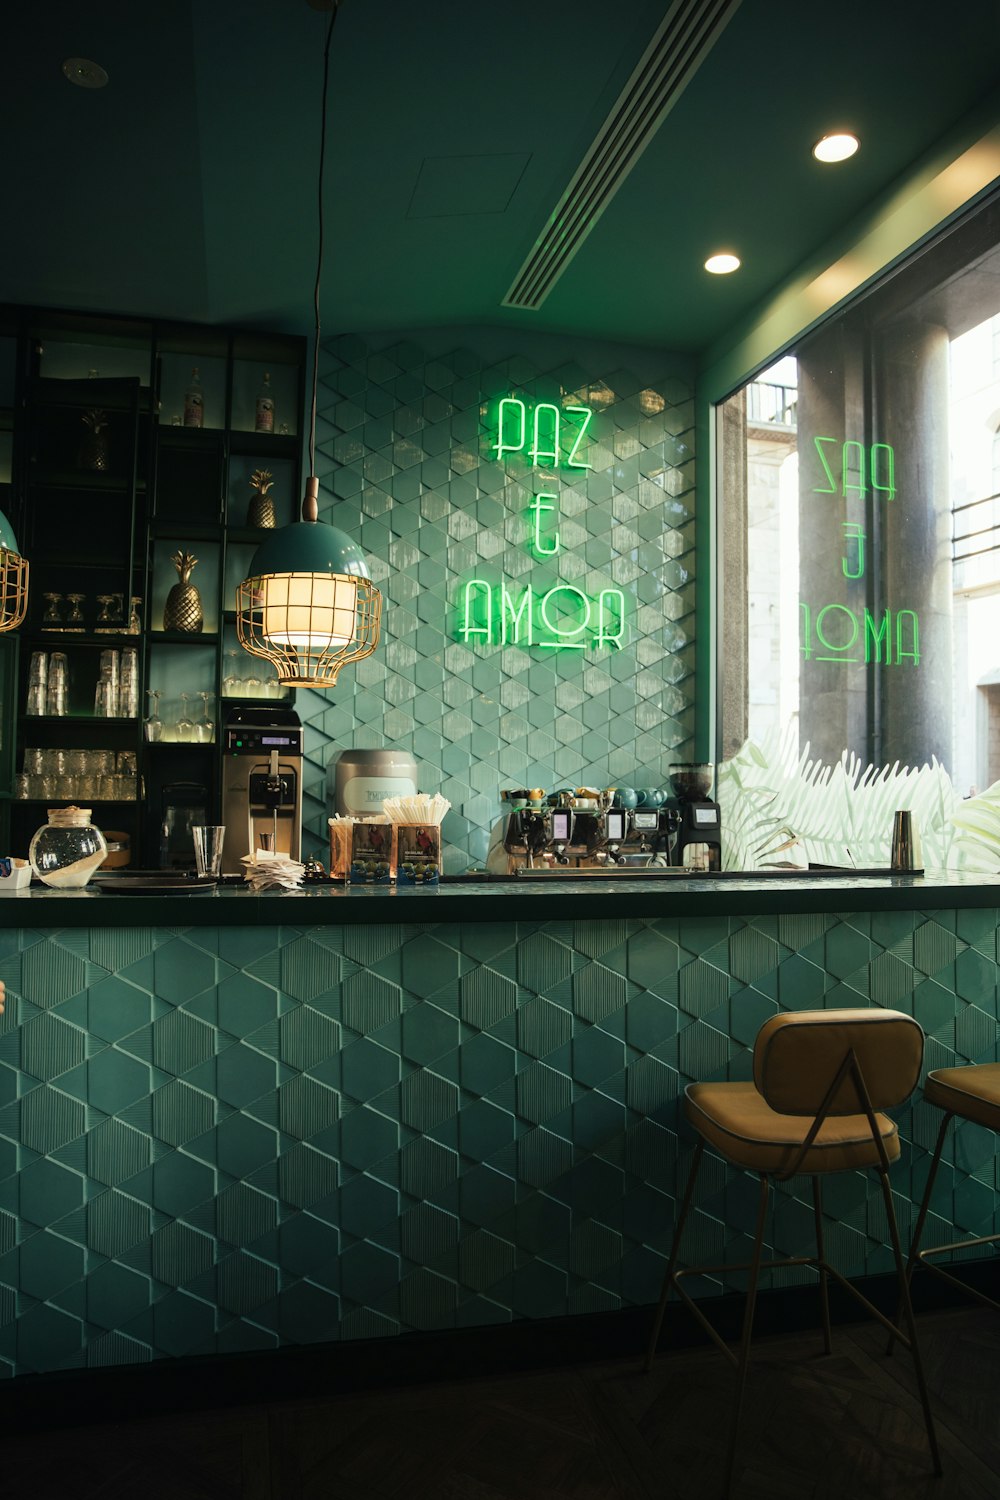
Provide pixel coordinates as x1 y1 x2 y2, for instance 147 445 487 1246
486 791 676 874
485 767 722 875
220 705 303 873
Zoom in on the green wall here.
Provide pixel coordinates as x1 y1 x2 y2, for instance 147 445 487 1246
292 329 698 870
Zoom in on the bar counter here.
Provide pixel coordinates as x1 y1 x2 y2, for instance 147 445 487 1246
1 869 998 1378
2 867 1000 924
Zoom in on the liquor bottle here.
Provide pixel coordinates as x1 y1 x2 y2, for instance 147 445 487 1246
255 371 274 434
183 366 204 428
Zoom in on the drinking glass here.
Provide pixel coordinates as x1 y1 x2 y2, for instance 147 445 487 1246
65 594 85 631
95 594 115 632
42 593 63 628
223 649 242 697
128 596 142 634
195 691 214 744
94 675 116 717
176 693 194 743
192 825 225 878
119 648 139 718
46 653 68 717
26 651 47 716
144 689 163 743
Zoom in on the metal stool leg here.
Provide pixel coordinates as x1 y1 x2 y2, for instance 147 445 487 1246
886 1110 951 1357
877 1165 942 1475
723 1172 770 1500
645 1138 705 1372
812 1175 832 1355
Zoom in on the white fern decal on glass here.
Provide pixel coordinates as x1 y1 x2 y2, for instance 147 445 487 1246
719 724 1000 872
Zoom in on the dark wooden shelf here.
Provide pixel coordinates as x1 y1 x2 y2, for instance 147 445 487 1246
149 631 220 646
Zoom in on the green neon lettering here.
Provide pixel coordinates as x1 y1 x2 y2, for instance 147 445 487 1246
595 589 626 650
842 439 866 500
870 442 896 501
495 397 526 461
813 435 837 494
896 609 920 666
501 583 533 646
530 403 560 466
816 603 859 661
461 580 493 644
539 586 589 649
799 601 812 660
564 405 594 469
529 493 560 555
842 522 865 579
864 608 891 664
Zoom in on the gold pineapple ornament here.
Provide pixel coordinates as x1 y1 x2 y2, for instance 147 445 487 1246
78 409 110 472
163 550 204 633
247 468 276 528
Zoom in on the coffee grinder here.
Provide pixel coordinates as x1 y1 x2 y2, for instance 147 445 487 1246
668 763 722 871
220 705 303 873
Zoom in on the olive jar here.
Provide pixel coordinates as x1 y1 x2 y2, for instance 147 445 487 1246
29 806 108 888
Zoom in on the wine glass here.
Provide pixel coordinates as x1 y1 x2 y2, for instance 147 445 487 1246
42 592 63 628
176 692 194 743
65 593 85 631
223 649 242 698
144 689 163 743
95 594 114 632
195 691 214 743
128 596 142 634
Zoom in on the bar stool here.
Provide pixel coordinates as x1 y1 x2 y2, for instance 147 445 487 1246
904 1062 1000 1310
645 1008 941 1498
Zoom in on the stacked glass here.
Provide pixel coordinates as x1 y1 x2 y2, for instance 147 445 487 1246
26 652 47 716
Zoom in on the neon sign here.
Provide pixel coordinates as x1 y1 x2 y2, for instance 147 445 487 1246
493 397 593 469
454 395 627 652
801 435 919 669
800 603 919 665
814 436 896 501
459 580 626 651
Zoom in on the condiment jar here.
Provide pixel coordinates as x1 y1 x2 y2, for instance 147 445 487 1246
29 806 108 888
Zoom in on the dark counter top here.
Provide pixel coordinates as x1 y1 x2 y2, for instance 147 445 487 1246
1 870 999 925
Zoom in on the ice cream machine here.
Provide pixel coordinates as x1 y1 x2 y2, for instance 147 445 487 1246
220 705 303 873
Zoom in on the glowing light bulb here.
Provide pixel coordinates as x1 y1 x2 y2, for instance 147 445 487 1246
704 252 741 275
813 132 860 163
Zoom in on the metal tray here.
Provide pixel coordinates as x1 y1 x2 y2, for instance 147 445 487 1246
92 873 218 895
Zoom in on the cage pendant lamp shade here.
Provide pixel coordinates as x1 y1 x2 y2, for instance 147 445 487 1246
0 509 28 633
236 512 382 688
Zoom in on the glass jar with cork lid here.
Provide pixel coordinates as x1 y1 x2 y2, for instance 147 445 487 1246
29 807 108 888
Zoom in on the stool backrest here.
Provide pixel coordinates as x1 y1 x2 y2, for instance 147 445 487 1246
753 1008 924 1116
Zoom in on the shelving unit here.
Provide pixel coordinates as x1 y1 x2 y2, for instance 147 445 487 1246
0 307 305 866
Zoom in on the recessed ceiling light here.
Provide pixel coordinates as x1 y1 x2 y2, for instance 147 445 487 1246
813 132 859 163
62 57 109 89
705 252 741 275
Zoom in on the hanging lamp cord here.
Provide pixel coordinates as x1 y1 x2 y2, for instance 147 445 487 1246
305 1 341 521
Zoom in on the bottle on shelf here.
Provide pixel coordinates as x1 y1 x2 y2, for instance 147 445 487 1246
183 366 204 429
255 372 274 434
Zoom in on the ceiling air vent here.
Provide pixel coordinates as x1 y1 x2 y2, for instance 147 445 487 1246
502 0 742 311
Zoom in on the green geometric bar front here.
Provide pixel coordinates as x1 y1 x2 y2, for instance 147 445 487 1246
0 907 996 1375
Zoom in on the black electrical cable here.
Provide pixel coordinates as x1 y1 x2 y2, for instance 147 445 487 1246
308 2 341 484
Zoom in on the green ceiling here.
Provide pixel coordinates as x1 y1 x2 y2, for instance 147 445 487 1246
4 0 1000 358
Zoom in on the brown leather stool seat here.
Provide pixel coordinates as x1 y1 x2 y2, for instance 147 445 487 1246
901 1061 1000 1317
646 1007 940 1498
923 1062 1000 1130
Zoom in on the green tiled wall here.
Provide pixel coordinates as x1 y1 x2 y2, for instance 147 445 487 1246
293 334 697 871
0 908 998 1376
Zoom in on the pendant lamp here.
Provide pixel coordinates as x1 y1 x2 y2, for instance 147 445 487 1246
236 1 382 688
0 508 28 633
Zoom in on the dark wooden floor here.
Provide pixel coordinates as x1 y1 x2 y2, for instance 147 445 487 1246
5 1306 1000 1499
